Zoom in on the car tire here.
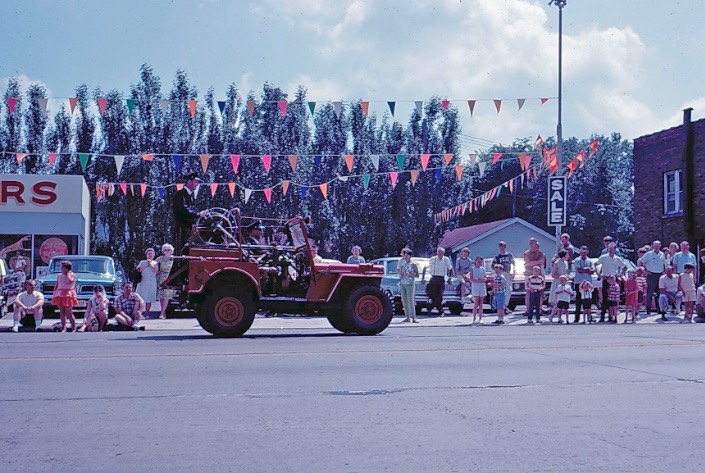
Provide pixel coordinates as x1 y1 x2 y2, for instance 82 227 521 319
341 285 393 335
448 303 463 316
197 286 256 337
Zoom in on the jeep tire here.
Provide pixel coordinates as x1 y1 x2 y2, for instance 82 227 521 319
198 286 256 337
341 285 392 335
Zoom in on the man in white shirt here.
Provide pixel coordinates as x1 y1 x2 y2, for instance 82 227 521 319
597 243 626 322
13 279 45 332
672 241 697 274
658 266 682 320
638 240 666 314
421 247 453 316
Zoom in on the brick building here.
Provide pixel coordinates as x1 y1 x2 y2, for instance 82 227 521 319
633 108 705 254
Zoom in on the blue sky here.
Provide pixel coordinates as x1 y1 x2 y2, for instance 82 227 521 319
2 0 704 153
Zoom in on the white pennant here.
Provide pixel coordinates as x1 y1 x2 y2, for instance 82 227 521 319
415 101 423 115
333 101 343 118
160 99 169 115
244 188 252 203
468 153 477 166
37 98 48 113
477 161 487 177
338 176 349 182
114 155 125 175
369 154 380 171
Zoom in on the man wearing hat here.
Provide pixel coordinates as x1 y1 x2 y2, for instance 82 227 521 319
244 221 265 257
173 172 206 254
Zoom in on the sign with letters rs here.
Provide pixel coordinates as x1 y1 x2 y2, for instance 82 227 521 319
547 176 567 226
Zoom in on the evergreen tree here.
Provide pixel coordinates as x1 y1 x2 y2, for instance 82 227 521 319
2 78 23 173
24 83 49 174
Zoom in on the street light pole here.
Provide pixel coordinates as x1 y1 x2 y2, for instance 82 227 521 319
549 0 566 253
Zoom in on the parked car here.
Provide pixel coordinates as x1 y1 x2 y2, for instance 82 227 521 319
370 256 464 315
35 255 124 318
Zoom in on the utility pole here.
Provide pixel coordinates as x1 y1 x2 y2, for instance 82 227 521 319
549 0 567 253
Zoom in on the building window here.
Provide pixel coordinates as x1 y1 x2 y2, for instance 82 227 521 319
663 170 683 215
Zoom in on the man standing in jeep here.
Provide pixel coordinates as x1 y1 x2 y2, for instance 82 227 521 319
173 172 206 254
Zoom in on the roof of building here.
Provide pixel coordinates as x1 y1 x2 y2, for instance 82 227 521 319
439 217 557 252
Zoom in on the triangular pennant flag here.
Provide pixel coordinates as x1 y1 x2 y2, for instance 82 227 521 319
8 97 18 115
261 154 272 173
16 152 27 164
360 101 369 116
588 137 600 157
362 174 371 190
444 153 453 166
493 99 502 114
467 100 476 116
246 100 256 116
263 188 272 204
387 101 395 116
307 101 316 115
217 101 226 114
517 98 526 111
415 101 423 115
97 97 108 116
396 154 405 170
455 165 464 181
389 172 399 189
108 183 115 197
468 153 477 166
78 153 89 171
566 159 577 178
142 153 154 162
492 152 503 164
210 183 218 197
229 154 240 174
314 155 322 167
120 183 127 195
409 170 419 186
319 183 328 199
158 187 165 199
535 134 544 149
176 183 184 191
333 101 342 118
287 154 298 172
160 99 169 115
420 153 430 171
338 175 349 183
278 100 288 116
95 183 102 201
518 152 529 171
48 153 58 167
188 100 197 118
344 154 354 173
434 168 442 183
441 99 450 111
540 98 550 105
114 155 125 174
478 161 487 177
369 154 379 171
140 183 147 197
300 186 307 200
37 98 48 113
228 182 236 198
69 97 78 114
244 188 252 204
200 154 210 173
172 154 182 174
281 180 290 196
126 99 136 113
576 149 586 167
509 179 514 194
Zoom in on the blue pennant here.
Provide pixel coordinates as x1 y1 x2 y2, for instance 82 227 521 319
172 155 183 174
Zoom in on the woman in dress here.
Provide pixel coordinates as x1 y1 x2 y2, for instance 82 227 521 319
52 260 78 332
136 248 159 317
156 243 176 319
397 248 419 323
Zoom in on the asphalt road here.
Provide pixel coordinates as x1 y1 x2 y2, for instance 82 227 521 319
1 325 704 472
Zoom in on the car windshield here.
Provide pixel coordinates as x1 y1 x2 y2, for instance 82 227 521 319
49 259 111 274
385 257 428 276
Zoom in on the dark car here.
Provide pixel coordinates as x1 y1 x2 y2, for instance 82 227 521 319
35 255 124 317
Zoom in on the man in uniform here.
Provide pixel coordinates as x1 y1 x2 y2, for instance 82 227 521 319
173 172 206 254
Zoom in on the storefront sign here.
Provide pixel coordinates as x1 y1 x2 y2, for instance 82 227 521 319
0 175 87 213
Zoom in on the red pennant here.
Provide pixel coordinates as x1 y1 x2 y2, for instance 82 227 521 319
97 97 108 116
588 137 600 157
467 100 476 116
277 100 288 116
120 183 127 195
344 154 354 173
287 155 297 171
69 97 78 113
360 101 369 116
441 99 450 111
140 183 147 197
492 152 502 164
188 100 197 118
230 154 240 174
263 188 272 203
199 154 210 173
535 134 544 149
444 153 453 166
246 100 255 116
142 153 154 162
420 153 430 171
48 153 58 167
261 154 272 173
454 165 464 181
7 98 18 115
493 99 502 114
540 98 550 105
16 153 27 164
576 149 586 167
389 172 399 189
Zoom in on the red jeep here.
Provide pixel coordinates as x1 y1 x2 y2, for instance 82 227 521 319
164 209 392 337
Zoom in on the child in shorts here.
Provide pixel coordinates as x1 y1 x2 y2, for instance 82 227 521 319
491 264 508 325
526 265 545 324
553 274 573 324
579 279 594 324
455 247 472 298
468 256 487 324
635 267 647 314
607 275 621 323
624 270 639 323
679 263 697 322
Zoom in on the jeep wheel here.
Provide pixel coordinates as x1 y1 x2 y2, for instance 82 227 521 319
198 287 256 336
326 312 354 333
342 286 393 335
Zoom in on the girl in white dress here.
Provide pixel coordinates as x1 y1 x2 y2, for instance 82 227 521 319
136 248 159 316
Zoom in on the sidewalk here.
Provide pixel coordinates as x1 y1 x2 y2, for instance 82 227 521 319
1 308 702 332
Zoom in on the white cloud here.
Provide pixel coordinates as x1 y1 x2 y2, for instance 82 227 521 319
285 75 349 102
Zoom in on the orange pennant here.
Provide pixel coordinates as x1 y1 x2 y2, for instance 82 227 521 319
16 153 27 164
444 153 453 165
344 154 354 173
287 154 297 172
210 183 218 197
518 152 529 171
454 165 464 181
140 183 147 197
409 170 419 186
420 153 430 171
142 153 154 162
319 183 328 199
360 101 369 116
263 188 272 203
281 180 290 196
200 154 210 172
188 100 197 118
227 183 236 197
69 97 78 113
246 100 255 116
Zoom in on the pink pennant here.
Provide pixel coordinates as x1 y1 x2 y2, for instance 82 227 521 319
7 98 18 115
210 183 218 197
263 187 272 203
454 165 464 181
120 183 127 195
492 152 502 164
48 153 58 167
441 99 450 111
493 99 502 114
540 98 550 105
230 154 240 174
360 101 369 116
97 97 108 116
261 154 272 173
389 172 399 189
140 184 147 197
69 97 78 113
420 153 430 171
467 100 476 116
277 100 288 116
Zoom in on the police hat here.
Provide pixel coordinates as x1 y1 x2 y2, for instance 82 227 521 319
244 220 263 231
183 172 202 182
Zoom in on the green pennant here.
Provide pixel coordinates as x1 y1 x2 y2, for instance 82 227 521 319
396 153 405 170
126 99 135 113
78 153 89 171
307 101 316 115
362 174 370 190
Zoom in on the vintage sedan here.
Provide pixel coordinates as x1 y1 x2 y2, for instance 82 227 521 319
36 255 123 317
370 256 464 315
